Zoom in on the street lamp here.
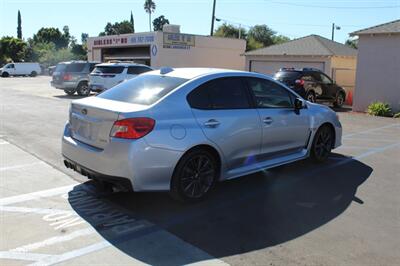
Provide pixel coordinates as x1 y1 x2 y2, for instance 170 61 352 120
331 23 341 41
210 0 217 36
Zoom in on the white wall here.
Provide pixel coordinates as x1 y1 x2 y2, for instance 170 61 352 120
353 34 400 112
153 33 246 70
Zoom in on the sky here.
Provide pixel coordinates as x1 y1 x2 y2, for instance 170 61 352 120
0 0 399 44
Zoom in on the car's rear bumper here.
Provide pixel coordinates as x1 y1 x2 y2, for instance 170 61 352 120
61 123 183 192
89 84 106 92
51 81 77 90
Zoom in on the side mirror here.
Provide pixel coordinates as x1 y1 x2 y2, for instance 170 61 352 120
294 98 305 113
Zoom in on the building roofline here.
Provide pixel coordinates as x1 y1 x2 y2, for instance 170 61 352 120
350 19 400 36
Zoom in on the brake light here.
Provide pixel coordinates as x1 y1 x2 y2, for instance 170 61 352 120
295 79 305 86
110 118 155 139
63 74 72 81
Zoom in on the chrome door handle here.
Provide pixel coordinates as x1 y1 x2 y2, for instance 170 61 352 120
204 119 220 128
263 117 273 124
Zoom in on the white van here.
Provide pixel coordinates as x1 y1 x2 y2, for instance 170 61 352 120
0 62 41 77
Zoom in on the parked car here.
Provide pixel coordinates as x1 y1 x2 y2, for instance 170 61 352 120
48 66 56 76
62 68 342 202
51 61 99 96
89 62 153 92
274 68 346 107
0 62 41 77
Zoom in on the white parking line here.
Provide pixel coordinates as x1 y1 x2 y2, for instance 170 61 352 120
0 251 51 261
0 161 45 171
0 184 75 206
11 228 96 253
343 123 400 138
0 206 71 215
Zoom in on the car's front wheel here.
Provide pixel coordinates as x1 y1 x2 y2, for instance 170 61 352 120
1 72 9 78
170 149 218 202
311 125 334 163
334 92 345 108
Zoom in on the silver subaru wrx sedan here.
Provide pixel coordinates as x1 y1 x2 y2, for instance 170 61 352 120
62 68 342 201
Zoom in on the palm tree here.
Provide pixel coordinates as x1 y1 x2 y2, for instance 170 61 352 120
144 0 156 31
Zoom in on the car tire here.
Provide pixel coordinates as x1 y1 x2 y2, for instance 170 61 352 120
310 125 334 163
77 82 90 96
30 71 37 77
334 92 345 108
306 91 316 103
1 72 9 78
64 89 75 96
170 149 218 202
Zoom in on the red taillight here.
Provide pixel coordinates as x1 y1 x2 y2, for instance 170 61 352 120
295 79 305 86
110 118 155 139
63 74 72 81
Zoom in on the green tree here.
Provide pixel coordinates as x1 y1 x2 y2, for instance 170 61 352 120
32 27 69 49
345 37 358 49
247 25 276 47
99 21 134 36
144 0 156 31
214 23 246 39
272 35 290 45
0 36 30 65
153 15 169 31
130 11 135 33
81 33 89 44
17 10 22 39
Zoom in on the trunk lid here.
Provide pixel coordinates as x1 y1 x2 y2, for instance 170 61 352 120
69 97 148 149
89 73 120 90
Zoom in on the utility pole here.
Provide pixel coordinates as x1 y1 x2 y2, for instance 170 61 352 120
239 24 241 39
331 23 341 41
210 0 216 36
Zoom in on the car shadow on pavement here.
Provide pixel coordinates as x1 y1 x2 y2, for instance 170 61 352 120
53 94 95 100
68 154 372 265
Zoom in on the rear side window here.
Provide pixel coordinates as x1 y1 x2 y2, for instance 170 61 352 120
97 75 188 105
55 64 67 72
187 77 250 110
92 66 125 74
127 66 152 75
66 63 86 72
247 78 293 108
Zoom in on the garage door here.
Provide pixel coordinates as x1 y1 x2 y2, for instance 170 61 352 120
250 61 325 76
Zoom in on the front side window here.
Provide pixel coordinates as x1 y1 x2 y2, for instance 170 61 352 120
6 64 15 69
98 74 188 105
319 73 332 84
247 78 293 108
187 77 251 110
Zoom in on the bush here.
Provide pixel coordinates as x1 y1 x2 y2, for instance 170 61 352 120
394 112 400 118
367 102 392 117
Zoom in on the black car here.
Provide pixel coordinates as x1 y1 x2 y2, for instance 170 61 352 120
51 61 99 96
274 68 346 107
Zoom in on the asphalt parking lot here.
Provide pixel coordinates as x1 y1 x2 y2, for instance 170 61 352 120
1 76 399 266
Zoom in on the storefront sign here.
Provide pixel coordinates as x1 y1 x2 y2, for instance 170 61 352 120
93 34 155 47
163 33 195 47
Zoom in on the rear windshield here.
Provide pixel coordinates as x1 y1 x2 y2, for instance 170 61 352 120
97 74 188 105
55 64 67 72
92 66 125 74
274 71 301 81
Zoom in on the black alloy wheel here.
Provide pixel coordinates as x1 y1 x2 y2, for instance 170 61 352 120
171 150 218 202
311 125 333 162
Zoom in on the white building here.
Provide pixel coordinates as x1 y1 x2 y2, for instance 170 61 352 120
87 25 246 70
350 20 400 112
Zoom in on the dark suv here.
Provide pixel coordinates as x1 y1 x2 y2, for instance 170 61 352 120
274 68 346 107
51 61 99 96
